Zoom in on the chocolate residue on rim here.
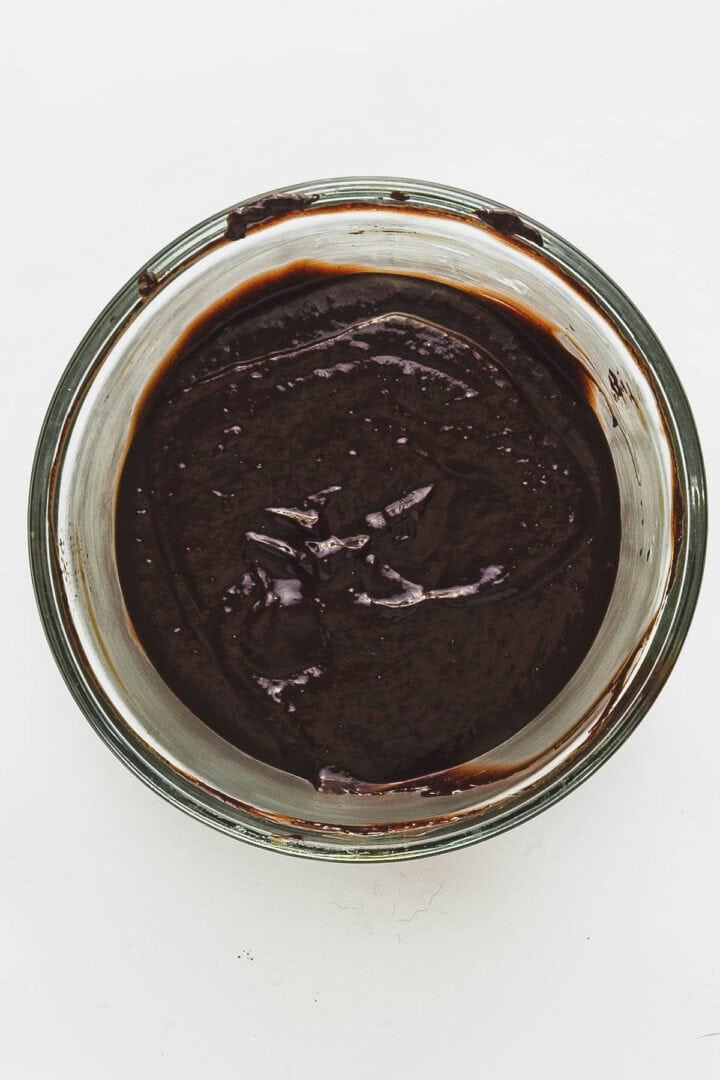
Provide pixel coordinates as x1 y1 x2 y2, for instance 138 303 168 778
138 270 160 297
475 208 544 247
225 193 319 240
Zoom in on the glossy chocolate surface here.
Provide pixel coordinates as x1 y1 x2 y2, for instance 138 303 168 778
116 268 621 784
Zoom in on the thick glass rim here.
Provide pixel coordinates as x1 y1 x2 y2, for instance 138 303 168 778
28 177 707 860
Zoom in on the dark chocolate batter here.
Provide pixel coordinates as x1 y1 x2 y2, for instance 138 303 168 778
116 268 621 784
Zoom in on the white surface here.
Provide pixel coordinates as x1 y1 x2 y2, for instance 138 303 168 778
1 1 718 1076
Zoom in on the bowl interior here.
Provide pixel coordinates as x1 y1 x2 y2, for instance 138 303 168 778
52 199 676 850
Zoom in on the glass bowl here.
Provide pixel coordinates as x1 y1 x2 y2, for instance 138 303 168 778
28 177 707 860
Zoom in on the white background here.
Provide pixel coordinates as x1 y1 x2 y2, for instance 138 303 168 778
2 1 718 1077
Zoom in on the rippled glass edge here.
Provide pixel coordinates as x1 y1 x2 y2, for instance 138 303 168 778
28 177 707 861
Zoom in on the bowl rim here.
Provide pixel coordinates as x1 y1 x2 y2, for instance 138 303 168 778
28 176 707 861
